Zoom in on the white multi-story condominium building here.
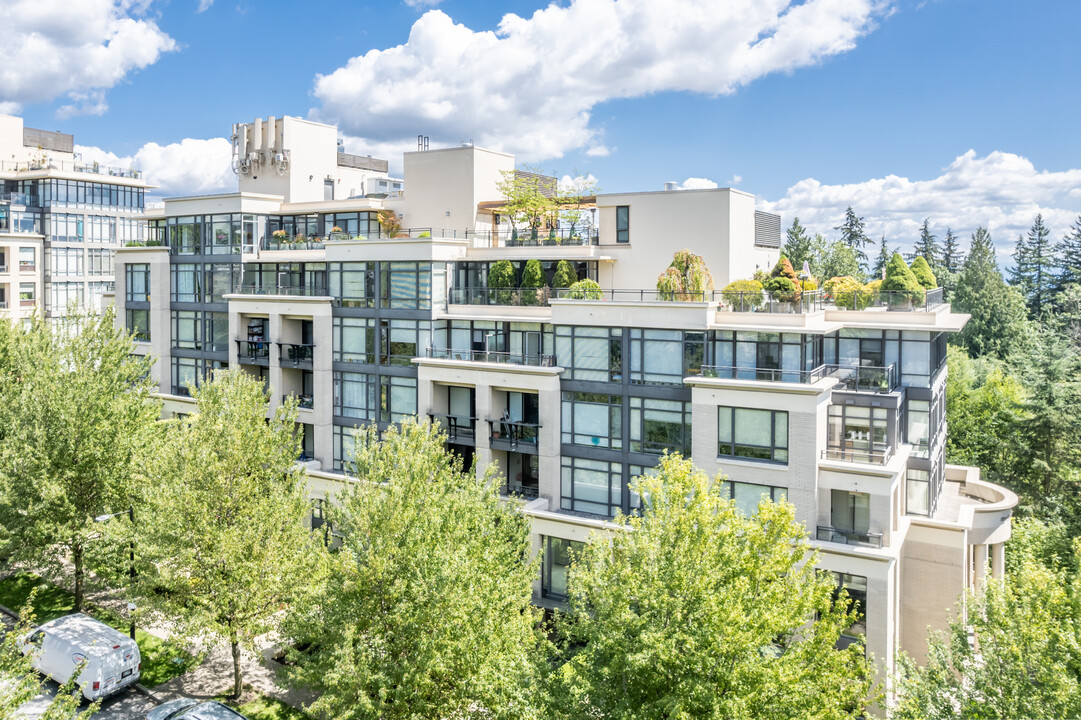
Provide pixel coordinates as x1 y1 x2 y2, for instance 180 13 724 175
0 114 150 321
113 115 1016 681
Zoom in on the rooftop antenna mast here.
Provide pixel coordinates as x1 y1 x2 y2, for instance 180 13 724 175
417 135 429 151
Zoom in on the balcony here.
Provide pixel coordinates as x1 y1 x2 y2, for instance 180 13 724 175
19 298 35 308
490 420 540 453
262 237 325 251
425 346 556 367
0 265 7 273
828 364 898 393
0 159 141 179
283 393 314 410
236 340 270 365
701 365 831 383
233 285 329 297
821 444 893 465
0 301 7 309
471 227 599 248
429 413 477 444
278 343 315 368
816 525 883 549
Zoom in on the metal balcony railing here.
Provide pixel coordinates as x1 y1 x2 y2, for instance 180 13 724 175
262 237 326 250
816 525 883 549
821 444 893 465
283 393 314 410
236 340 270 362
428 413 477 443
490 420 540 451
719 290 825 313
826 287 945 312
503 481 540 499
425 346 556 367
278 343 315 366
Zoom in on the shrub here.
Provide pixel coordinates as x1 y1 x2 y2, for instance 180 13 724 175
824 276 871 310
552 260 578 289
802 279 818 291
764 255 802 302
418 231 431 238
521 259 544 306
488 260 517 304
656 250 715 301
910 256 938 289
377 209 402 238
566 279 604 300
881 253 925 305
721 279 764 310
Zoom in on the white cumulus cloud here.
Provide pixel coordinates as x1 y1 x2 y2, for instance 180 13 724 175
0 0 176 116
77 137 234 196
760 150 1081 257
311 0 887 161
679 177 719 190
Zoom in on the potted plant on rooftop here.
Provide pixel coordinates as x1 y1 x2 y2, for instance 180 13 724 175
762 255 802 310
656 250 715 301
881 253 925 309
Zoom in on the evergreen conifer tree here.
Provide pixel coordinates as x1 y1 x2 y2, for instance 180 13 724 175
1053 215 1081 298
952 226 1027 359
782 217 813 271
1010 214 1058 316
872 234 891 279
834 206 872 270
941 227 964 274
911 218 940 272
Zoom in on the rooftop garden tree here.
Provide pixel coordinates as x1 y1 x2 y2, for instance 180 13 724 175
283 419 540 720
138 371 322 700
656 249 714 301
763 255 802 302
721 278 764 310
550 453 876 718
556 172 600 240
566 278 604 300
552 260 578 289
488 259 517 304
497 167 558 239
909 255 938 290
377 209 402 238
0 307 159 611
521 258 545 306
881 253 924 306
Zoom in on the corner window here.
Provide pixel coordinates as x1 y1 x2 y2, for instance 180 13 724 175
615 205 629 243
718 406 788 463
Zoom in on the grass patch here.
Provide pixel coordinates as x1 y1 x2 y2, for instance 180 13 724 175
218 691 312 720
0 571 197 687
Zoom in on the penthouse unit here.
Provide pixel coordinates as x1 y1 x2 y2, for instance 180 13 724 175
0 114 149 320
113 115 1015 683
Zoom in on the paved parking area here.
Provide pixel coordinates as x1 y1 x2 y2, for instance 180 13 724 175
15 680 158 720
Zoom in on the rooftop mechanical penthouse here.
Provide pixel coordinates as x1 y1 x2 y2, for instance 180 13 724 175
112 115 1016 684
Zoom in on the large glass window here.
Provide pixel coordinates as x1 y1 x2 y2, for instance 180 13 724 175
380 320 429 365
206 263 239 303
127 308 150 342
561 457 625 517
171 356 199 396
723 481 788 516
334 372 376 420
49 247 82 276
562 392 622 450
615 205 629 243
168 216 202 255
629 330 704 384
18 247 35 271
172 310 202 350
718 407 788 463
208 215 240 254
380 375 417 423
205 312 229 352
827 405 889 462
541 536 584 601
50 282 84 311
381 261 431 309
126 264 150 302
329 262 375 307
630 398 690 455
555 326 622 382
334 317 376 364
171 264 201 302
831 490 871 533
333 425 361 471
87 249 113 276
906 468 930 516
906 399 930 457
832 572 867 648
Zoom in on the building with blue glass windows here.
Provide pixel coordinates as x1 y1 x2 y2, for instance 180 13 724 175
113 115 1016 682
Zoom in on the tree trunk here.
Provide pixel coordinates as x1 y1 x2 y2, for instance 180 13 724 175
73 541 85 612
231 631 243 700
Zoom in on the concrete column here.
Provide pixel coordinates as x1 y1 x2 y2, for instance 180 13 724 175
973 543 988 590
991 542 1006 580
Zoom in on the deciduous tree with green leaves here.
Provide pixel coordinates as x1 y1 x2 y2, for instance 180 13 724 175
497 167 557 236
0 308 158 610
550 454 876 719
283 419 540 720
810 233 864 283
139 370 321 700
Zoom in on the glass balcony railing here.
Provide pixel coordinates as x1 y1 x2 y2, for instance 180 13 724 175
827 364 898 393
701 365 832 383
821 444 893 465
425 346 556 367
233 285 330 297
816 525 883 549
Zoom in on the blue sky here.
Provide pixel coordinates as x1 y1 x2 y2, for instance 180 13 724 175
3 0 1079 256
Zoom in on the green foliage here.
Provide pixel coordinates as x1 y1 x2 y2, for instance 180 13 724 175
0 307 159 610
881 253 924 304
552 260 578 288
550 454 876 719
834 206 872 270
721 279 764 309
893 528 1081 719
1054 214 1081 299
823 276 871 310
803 278 819 291
565 278 604 300
782 216 813 270
1010 213 1059 316
810 233 864 283
555 172 600 235
0 601 94 720
951 227 1028 360
872 234 891 279
521 258 545 306
910 217 940 273
497 167 557 232
283 419 540 720
488 259 517 304
376 209 402 237
140 371 322 699
941 227 964 274
909 255 937 289
764 255 802 301
656 249 715 301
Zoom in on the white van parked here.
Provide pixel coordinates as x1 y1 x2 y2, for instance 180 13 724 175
21 614 141 701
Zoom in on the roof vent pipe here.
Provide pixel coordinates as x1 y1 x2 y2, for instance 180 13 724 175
664 181 678 192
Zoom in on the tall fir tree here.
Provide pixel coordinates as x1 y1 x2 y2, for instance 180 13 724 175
952 226 1027 359
834 206 872 270
1009 214 1059 316
872 233 891 279
911 217 940 271
1053 214 1081 298
782 216 813 272
941 227 964 274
